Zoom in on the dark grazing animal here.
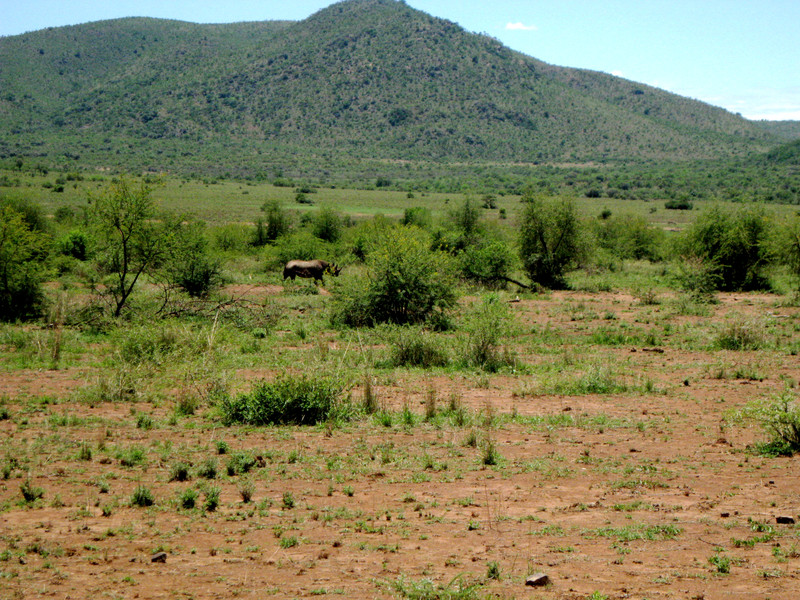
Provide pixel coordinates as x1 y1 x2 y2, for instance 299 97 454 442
283 259 342 284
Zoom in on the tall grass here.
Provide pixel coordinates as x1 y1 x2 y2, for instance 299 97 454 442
219 374 353 426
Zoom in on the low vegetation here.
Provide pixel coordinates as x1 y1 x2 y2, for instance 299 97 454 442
1 170 799 599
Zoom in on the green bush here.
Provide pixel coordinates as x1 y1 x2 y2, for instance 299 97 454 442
713 316 765 351
0 206 48 322
90 178 171 317
256 199 291 245
219 374 352 426
678 205 772 291
270 231 330 268
57 229 90 261
226 452 257 476
459 240 515 288
20 479 45 503
461 294 516 371
519 193 585 289
772 213 800 290
401 207 432 229
163 219 221 298
330 225 456 327
665 198 694 210
211 223 251 252
594 213 665 261
179 488 198 509
312 208 342 243
130 485 154 507
738 390 800 456
115 322 204 367
387 326 450 368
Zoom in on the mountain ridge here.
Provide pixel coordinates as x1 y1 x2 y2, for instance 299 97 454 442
0 0 786 176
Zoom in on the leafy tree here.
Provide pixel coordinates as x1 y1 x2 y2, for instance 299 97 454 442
331 226 456 327
90 178 169 317
0 206 48 322
519 194 584 289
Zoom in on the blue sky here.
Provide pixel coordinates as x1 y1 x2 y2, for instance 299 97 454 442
2 0 797 120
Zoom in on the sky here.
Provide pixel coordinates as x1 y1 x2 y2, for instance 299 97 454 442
1 0 798 121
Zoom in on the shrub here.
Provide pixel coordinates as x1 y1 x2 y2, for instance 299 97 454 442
519 193 585 289
130 485 154 507
461 294 515 372
0 206 47 322
330 225 456 327
219 374 352 426
203 486 220 512
179 488 198 509
168 462 191 482
673 256 720 303
258 199 291 244
448 199 483 249
594 213 665 261
401 207 432 229
57 229 90 261
197 458 217 479
211 223 251 252
713 316 765 351
270 231 329 267
20 479 45 503
90 178 172 316
665 198 694 210
459 240 515 288
163 219 221 298
739 390 800 455
387 326 449 368
312 208 342 243
226 452 257 476
678 205 772 291
772 213 800 290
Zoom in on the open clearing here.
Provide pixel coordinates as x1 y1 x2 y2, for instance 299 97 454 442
1 287 799 599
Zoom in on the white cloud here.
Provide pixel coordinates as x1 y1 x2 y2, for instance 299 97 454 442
611 70 624 78
506 22 538 31
744 109 800 121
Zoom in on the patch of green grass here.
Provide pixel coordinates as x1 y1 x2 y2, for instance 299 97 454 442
584 523 682 542
389 575 480 600
219 374 352 426
130 485 154 508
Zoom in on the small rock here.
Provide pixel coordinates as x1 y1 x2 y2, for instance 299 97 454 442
776 516 795 525
525 573 549 587
720 512 730 518
151 552 167 563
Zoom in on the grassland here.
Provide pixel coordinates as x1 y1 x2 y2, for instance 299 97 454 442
1 171 800 599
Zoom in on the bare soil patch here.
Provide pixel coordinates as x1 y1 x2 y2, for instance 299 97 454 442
1 291 799 599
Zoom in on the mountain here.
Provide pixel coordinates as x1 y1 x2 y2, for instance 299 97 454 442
0 0 784 177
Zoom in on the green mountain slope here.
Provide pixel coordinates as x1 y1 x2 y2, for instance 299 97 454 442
0 0 783 176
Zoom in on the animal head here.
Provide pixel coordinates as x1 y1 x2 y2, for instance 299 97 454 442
327 264 342 277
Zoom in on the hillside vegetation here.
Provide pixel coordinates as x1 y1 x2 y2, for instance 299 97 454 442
0 0 786 180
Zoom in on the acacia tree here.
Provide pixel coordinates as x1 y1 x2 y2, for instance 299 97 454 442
518 193 584 289
91 178 168 316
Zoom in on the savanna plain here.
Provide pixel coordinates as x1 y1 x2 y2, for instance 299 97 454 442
1 172 800 600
